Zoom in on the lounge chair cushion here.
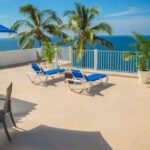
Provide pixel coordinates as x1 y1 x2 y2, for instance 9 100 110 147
31 63 41 72
84 73 107 82
44 68 65 75
71 70 84 79
31 63 65 75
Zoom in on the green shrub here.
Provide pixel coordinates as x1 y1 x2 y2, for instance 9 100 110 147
42 40 56 63
124 32 150 71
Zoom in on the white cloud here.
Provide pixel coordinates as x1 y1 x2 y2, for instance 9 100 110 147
0 33 14 38
93 16 150 35
0 15 7 18
102 16 150 35
107 7 147 17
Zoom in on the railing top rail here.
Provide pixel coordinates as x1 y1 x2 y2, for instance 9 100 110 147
74 49 138 53
97 50 138 53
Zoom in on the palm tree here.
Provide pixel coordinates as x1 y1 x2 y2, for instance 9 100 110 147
11 4 67 49
64 3 113 59
124 32 150 71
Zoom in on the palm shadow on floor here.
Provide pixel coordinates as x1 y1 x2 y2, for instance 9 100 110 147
0 125 113 150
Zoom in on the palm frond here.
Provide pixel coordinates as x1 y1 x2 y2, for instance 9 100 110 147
89 7 99 15
123 52 137 61
75 3 82 16
62 36 76 43
23 38 35 49
93 36 113 49
44 24 58 36
41 10 62 25
11 20 34 31
91 22 112 35
51 11 62 25
20 4 40 26
64 10 76 17
88 14 95 23
132 32 145 44
18 31 34 49
66 20 79 34
40 10 55 18
44 24 67 38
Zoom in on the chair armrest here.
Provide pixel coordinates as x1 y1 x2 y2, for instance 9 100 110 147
65 78 82 83
26 71 43 76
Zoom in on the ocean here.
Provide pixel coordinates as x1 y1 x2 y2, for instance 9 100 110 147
0 38 39 51
0 35 150 52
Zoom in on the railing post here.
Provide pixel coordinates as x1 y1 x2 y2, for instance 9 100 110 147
94 49 98 70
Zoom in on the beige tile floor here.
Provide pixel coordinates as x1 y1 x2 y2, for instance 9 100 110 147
0 65 150 150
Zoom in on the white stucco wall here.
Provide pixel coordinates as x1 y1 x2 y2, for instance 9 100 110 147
0 48 42 67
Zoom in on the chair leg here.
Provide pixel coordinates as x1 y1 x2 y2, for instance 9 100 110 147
2 119 11 141
105 75 109 85
87 82 93 93
66 79 76 91
42 76 48 86
10 111 16 127
101 76 109 85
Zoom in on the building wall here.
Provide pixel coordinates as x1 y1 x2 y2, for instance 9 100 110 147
0 48 42 67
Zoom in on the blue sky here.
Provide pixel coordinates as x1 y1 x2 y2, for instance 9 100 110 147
0 0 150 37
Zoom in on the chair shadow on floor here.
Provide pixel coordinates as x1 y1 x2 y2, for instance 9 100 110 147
146 80 150 88
0 125 113 150
0 97 37 142
71 82 115 97
32 76 64 87
45 77 64 87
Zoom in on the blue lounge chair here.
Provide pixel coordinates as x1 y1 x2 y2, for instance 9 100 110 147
26 63 65 85
66 69 108 93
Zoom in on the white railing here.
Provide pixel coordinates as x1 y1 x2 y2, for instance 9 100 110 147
97 50 139 73
73 50 94 69
54 46 72 66
1 47 149 74
0 48 42 67
73 49 139 73
57 46 72 62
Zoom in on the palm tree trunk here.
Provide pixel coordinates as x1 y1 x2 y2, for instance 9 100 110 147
39 40 42 47
82 44 86 68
